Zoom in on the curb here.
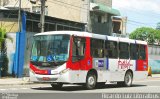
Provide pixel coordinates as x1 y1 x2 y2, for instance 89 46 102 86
0 82 34 86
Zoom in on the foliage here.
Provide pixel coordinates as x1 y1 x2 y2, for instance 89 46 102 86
0 27 13 77
156 22 160 30
1 56 9 77
0 27 6 43
155 29 160 44
129 27 160 44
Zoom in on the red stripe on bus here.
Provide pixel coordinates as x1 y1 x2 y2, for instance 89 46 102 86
30 63 49 75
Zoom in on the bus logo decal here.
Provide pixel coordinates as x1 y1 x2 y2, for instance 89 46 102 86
98 60 104 67
88 60 91 65
118 60 133 69
47 55 53 62
95 60 104 67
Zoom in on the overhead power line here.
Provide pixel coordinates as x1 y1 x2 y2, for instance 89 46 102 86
128 20 157 25
116 5 160 19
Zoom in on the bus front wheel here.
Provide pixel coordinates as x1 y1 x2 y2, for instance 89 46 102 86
85 73 97 90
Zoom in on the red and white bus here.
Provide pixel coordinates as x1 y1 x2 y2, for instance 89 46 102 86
30 31 148 89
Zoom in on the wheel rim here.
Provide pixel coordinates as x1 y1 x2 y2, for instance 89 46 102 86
125 73 132 85
88 76 95 86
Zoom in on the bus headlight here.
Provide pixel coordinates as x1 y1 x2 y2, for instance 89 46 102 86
60 69 69 75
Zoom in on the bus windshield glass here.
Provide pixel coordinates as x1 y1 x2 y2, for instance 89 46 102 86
31 35 70 63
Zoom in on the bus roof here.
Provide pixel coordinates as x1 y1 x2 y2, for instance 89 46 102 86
35 31 92 37
35 31 147 45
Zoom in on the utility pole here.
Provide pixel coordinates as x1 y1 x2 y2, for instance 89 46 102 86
18 0 22 32
0 0 1 8
30 0 46 32
87 0 91 32
40 0 46 32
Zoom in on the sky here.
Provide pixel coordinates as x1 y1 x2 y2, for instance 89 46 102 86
112 0 160 33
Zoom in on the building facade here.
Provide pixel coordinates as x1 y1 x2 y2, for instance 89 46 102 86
112 17 127 35
89 0 120 35
1 0 86 23
1 0 120 35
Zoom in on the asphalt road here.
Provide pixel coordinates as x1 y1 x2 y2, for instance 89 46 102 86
0 77 160 99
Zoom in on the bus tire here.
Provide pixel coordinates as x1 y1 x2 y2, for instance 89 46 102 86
124 71 133 87
85 73 97 90
51 83 63 89
117 71 133 87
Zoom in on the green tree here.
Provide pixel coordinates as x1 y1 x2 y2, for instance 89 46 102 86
155 29 160 44
156 22 160 30
129 27 156 44
0 27 13 77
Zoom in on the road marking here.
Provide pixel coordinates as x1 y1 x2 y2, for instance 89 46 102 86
10 88 17 90
0 87 30 91
0 89 6 91
134 80 160 82
147 86 160 87
20 88 29 90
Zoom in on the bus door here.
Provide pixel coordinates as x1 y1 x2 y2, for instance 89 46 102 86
116 42 131 81
71 36 88 70
105 40 123 81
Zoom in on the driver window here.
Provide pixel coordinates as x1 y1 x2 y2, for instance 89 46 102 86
72 37 86 62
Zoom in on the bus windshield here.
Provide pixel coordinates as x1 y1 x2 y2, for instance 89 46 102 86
31 35 70 64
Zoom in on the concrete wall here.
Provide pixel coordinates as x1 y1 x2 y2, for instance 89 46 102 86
2 0 113 25
2 0 87 23
6 33 16 75
46 0 86 23
2 0 32 10
0 19 18 33
148 45 160 74
96 0 112 7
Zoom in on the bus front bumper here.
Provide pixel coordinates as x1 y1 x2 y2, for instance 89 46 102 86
29 69 87 83
29 70 70 83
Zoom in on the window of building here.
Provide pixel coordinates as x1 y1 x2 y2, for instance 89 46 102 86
98 15 102 23
130 44 138 60
91 38 104 58
102 14 108 23
138 45 146 60
72 37 86 62
105 41 118 58
119 42 129 59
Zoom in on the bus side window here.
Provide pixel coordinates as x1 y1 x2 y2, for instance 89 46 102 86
119 42 129 59
105 41 118 58
130 44 138 60
138 45 146 60
72 37 86 62
91 39 104 58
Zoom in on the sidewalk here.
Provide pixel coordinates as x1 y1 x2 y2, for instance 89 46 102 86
150 74 160 78
0 74 159 86
0 77 33 85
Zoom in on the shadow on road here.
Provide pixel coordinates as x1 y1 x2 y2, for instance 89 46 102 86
31 84 147 91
